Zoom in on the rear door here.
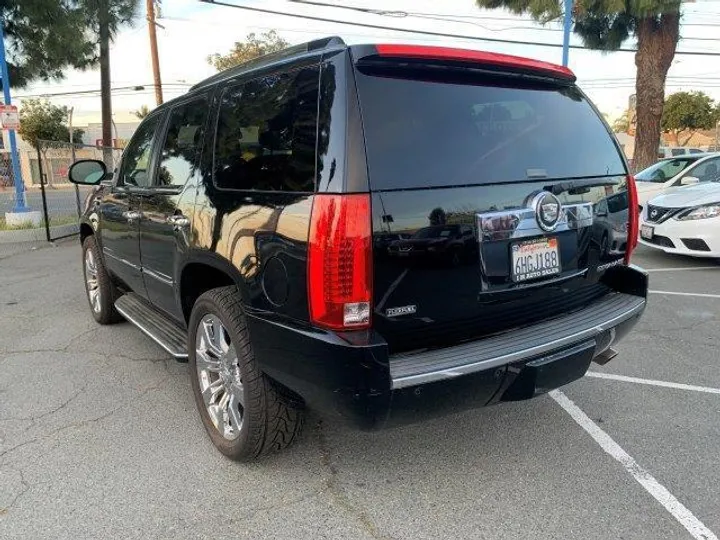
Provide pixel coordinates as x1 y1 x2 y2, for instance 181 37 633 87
139 96 210 320
352 53 630 353
100 113 163 296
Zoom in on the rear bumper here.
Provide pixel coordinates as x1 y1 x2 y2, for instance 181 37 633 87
248 265 648 429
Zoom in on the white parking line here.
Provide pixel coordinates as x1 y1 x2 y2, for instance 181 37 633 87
587 372 720 395
649 290 720 299
550 390 718 540
645 266 720 273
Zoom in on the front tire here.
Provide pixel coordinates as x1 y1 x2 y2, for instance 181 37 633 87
188 287 304 461
82 235 121 324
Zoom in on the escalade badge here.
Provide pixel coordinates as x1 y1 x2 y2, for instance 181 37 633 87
531 191 563 231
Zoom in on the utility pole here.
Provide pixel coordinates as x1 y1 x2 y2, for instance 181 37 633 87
99 0 113 167
0 18 29 214
146 0 163 106
562 0 573 67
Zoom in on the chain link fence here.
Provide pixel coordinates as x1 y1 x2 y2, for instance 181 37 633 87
0 150 42 254
0 140 122 254
35 140 122 241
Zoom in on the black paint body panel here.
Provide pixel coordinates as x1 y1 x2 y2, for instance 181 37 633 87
77 41 647 429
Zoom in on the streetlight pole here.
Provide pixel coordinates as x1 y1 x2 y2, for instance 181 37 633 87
0 18 29 213
562 0 573 67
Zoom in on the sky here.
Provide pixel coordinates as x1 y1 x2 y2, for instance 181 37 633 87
13 0 720 126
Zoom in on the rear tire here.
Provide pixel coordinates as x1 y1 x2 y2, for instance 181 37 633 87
188 286 304 461
82 235 122 325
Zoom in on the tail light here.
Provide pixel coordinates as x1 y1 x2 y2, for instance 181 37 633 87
308 194 372 330
625 175 639 264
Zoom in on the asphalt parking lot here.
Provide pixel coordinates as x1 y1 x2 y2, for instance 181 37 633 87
1 242 719 540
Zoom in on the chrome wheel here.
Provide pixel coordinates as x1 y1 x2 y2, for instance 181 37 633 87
195 314 244 441
85 248 101 313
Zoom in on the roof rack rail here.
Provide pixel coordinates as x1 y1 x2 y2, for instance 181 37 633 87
191 36 346 91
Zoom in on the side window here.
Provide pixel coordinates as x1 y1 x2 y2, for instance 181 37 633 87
119 114 161 187
595 200 608 216
214 66 320 192
670 148 685 157
155 97 209 188
686 158 720 183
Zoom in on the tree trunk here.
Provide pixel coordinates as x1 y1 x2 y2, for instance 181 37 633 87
99 0 113 168
680 130 696 146
633 12 680 172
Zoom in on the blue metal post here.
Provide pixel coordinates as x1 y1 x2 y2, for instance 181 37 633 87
562 0 573 67
0 18 29 212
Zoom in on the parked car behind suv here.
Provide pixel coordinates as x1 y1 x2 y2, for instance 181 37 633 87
635 153 720 206
69 38 647 461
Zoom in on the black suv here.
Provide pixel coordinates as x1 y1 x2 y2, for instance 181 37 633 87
69 38 647 460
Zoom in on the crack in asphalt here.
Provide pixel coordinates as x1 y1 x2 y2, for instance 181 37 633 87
0 374 172 464
315 420 396 540
0 383 89 423
0 467 31 517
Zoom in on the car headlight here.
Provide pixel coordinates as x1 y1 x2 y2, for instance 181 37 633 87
676 204 720 221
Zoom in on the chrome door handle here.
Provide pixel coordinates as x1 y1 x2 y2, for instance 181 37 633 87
122 210 142 221
166 215 190 228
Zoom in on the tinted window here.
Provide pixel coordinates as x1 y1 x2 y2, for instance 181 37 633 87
214 67 319 192
671 148 685 156
606 191 628 213
156 97 209 188
119 114 161 187
687 158 720 183
355 73 625 189
635 157 698 183
689 148 703 154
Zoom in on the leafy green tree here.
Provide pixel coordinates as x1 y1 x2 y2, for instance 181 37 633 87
208 31 290 71
661 91 715 146
132 105 152 119
1 1 95 88
18 99 82 147
612 110 630 133
476 0 681 171
18 99 84 186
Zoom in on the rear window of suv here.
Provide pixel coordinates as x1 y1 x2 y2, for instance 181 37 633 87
354 72 625 190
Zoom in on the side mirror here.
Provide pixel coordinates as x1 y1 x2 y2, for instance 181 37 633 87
596 209 608 217
681 175 700 186
69 160 107 185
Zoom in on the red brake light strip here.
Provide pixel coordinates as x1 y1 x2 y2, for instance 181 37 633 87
375 44 575 81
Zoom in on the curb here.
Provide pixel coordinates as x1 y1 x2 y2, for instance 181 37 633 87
0 222 79 244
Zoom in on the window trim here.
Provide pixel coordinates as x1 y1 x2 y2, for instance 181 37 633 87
147 93 211 192
682 156 720 183
210 64 322 194
116 110 166 190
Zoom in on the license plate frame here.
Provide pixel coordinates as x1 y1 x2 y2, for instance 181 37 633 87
641 224 654 240
511 237 561 283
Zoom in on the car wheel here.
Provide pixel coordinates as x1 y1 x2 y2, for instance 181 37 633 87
188 286 304 461
82 235 122 324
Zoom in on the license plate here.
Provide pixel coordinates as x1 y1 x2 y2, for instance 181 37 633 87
511 237 561 282
641 224 654 240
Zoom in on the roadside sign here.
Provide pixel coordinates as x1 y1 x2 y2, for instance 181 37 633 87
0 104 19 130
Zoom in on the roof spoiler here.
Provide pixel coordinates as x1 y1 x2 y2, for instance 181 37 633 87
353 44 576 83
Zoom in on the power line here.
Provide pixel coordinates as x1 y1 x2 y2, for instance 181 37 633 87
16 83 191 99
287 0 720 29
287 0 720 40
200 0 720 56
